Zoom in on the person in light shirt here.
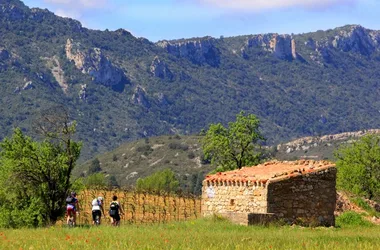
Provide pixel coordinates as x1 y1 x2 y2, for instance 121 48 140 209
91 196 105 225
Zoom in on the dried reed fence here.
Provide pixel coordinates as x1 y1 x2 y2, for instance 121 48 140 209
71 189 202 225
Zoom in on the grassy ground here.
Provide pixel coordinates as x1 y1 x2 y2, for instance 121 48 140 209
1 217 379 250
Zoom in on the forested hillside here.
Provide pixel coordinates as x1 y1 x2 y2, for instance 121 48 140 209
1 0 380 162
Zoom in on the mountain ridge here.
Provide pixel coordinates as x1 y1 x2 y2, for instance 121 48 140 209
1 0 380 163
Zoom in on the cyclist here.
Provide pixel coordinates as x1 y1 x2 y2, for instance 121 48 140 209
66 191 80 226
91 196 105 225
109 195 124 226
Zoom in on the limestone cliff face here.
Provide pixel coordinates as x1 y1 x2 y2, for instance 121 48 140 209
306 25 380 64
131 85 150 108
150 56 173 80
44 56 68 93
242 34 297 60
65 39 125 86
277 129 380 154
156 37 220 67
330 25 380 55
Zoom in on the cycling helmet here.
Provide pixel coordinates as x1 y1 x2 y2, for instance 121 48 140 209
71 191 77 197
97 197 103 201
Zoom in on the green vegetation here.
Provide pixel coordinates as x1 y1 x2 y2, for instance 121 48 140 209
350 197 380 217
77 135 213 190
88 158 101 175
336 211 373 227
0 115 81 227
0 218 379 249
202 111 265 172
1 1 380 166
82 173 108 189
335 134 380 200
136 168 179 193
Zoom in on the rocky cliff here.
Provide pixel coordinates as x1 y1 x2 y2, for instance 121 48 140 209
274 129 380 161
241 34 297 60
65 39 126 87
2 0 380 164
303 25 380 64
150 56 173 80
156 37 221 67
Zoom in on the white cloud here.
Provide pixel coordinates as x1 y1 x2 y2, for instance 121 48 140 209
55 8 82 19
43 0 110 21
196 0 358 11
44 0 108 9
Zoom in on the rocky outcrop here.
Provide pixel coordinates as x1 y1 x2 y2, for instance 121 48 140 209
155 92 169 106
65 39 126 87
44 56 68 93
156 37 220 67
330 25 380 55
306 25 380 64
131 85 150 108
150 56 173 80
22 81 34 90
242 34 297 60
277 129 380 153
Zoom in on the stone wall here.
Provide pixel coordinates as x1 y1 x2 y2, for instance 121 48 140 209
267 167 336 226
201 181 268 216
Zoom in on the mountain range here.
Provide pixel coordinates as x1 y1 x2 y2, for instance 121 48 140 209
1 0 380 162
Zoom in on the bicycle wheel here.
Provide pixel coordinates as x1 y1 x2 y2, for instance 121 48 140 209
68 217 73 227
95 215 100 226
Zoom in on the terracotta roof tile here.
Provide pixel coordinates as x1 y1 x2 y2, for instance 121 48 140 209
204 160 335 184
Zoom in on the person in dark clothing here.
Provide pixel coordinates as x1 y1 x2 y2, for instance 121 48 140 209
109 195 124 226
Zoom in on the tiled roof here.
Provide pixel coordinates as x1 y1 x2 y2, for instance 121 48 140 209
204 160 335 185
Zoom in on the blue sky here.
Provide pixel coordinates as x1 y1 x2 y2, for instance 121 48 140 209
22 0 380 42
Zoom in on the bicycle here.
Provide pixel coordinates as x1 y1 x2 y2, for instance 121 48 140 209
67 211 78 227
67 214 75 227
94 214 100 226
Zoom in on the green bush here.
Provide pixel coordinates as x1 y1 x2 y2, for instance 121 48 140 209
336 211 373 227
88 158 101 174
83 173 107 188
335 135 380 200
136 168 179 194
168 142 188 151
136 145 153 155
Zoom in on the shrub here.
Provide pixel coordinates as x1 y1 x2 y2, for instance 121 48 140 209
136 145 153 155
336 211 373 227
187 151 196 159
83 173 107 188
335 135 380 200
136 168 179 194
88 158 101 174
168 142 188 151
112 154 118 161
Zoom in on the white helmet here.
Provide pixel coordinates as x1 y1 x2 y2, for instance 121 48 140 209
97 197 103 201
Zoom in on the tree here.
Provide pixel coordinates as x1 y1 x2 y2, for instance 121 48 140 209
108 175 119 188
0 108 81 227
136 169 179 194
83 173 107 188
88 158 101 174
190 172 204 195
335 134 380 200
202 111 265 172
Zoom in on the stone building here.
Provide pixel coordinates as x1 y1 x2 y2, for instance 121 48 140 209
201 160 336 226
